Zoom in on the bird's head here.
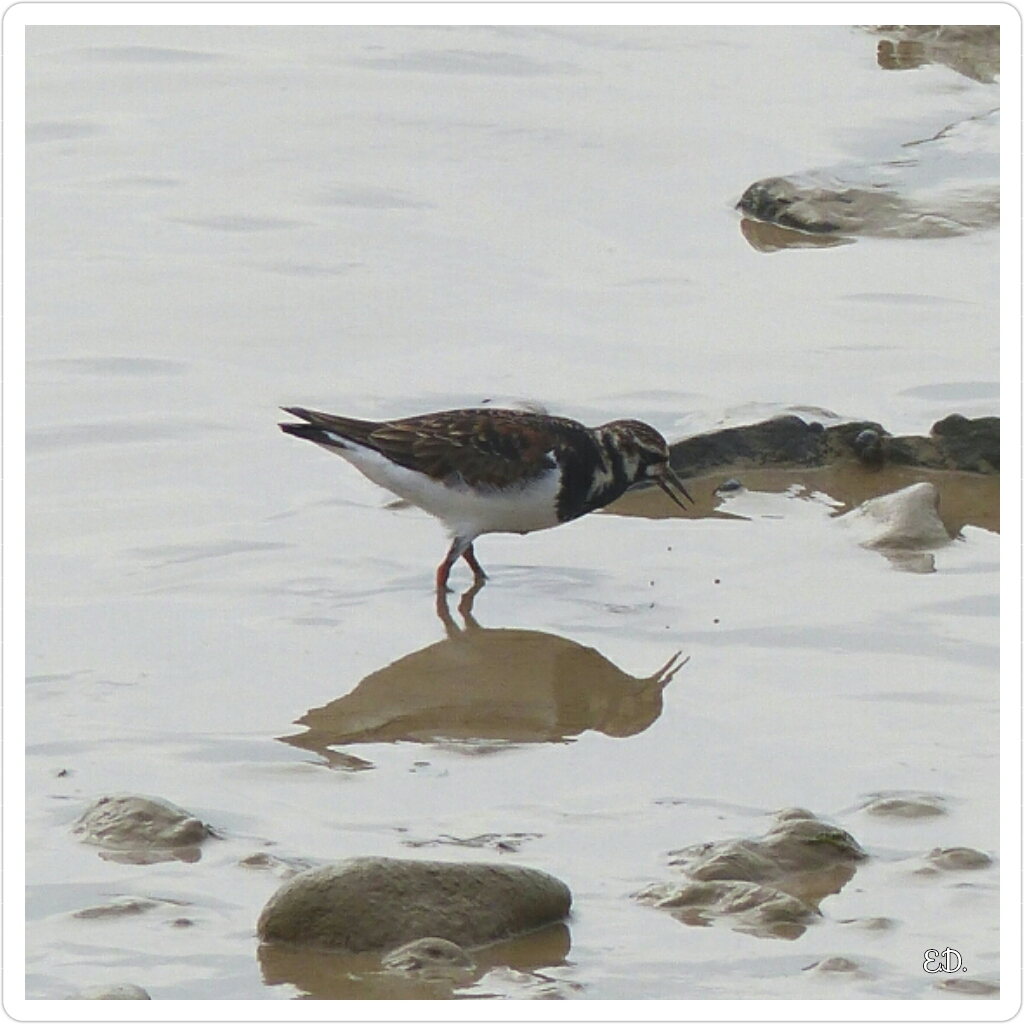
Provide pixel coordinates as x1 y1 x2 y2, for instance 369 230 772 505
597 420 693 510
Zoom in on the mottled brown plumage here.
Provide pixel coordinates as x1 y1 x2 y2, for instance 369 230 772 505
281 407 590 488
280 405 692 589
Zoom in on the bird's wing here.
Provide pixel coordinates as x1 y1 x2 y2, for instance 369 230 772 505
280 407 585 487
370 410 563 488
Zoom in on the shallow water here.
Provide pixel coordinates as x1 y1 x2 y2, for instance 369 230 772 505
22 23 1002 1003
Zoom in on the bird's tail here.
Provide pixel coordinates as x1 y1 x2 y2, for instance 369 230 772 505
279 407 378 450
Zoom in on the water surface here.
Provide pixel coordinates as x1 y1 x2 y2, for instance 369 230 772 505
23 23 1001 1003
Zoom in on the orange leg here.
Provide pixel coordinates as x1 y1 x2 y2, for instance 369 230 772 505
462 544 487 582
435 556 455 592
436 539 486 591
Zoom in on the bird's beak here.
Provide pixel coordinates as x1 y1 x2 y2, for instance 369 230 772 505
655 465 693 510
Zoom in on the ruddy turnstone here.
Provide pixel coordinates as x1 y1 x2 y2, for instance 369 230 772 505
279 406 692 590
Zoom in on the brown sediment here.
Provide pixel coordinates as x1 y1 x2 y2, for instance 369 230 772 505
612 464 998 536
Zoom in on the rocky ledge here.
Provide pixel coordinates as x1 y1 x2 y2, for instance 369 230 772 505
669 414 998 477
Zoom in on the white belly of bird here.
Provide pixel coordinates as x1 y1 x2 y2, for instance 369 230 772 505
323 439 563 538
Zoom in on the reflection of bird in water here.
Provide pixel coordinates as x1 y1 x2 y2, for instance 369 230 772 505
435 576 488 634
279 406 691 590
280 583 687 761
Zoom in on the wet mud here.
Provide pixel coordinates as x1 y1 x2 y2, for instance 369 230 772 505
613 459 998 538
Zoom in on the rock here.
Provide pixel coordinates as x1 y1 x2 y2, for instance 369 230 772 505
381 937 475 978
838 915 896 931
71 983 151 999
838 482 951 550
924 847 993 871
238 851 314 879
861 792 947 818
936 976 1000 996
637 810 866 940
72 795 214 864
72 898 159 920
715 477 744 495
635 879 818 941
852 428 884 466
257 857 572 953
738 176 911 237
930 414 999 474
667 809 866 883
805 956 862 974
668 415 999 477
669 415 824 475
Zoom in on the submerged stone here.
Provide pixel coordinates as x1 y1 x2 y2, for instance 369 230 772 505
805 956 862 974
72 898 159 920
936 976 1000 997
71 983 151 1000
257 857 572 953
635 879 818 941
837 915 896 931
862 793 947 818
381 936 476 978
72 795 214 864
924 847 993 871
638 809 866 940
668 810 866 883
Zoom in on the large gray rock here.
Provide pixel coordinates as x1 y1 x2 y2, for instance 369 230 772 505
257 857 572 952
